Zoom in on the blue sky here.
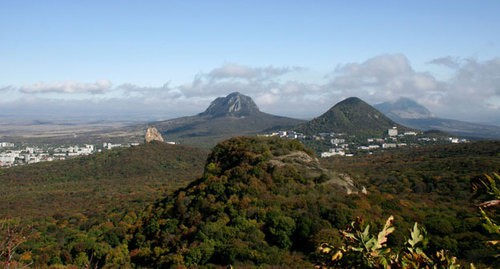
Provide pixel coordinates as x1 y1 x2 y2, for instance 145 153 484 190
1 1 500 123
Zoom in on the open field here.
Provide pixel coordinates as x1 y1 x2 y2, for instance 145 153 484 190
0 119 146 144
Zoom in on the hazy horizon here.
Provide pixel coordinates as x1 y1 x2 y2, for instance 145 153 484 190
1 1 500 125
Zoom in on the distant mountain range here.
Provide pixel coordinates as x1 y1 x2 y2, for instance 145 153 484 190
375 98 500 139
375 97 433 119
147 94 500 147
151 94 414 148
1 93 498 145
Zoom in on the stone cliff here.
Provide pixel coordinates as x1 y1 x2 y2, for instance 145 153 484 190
145 127 164 143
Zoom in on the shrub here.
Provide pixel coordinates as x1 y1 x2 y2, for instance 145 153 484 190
317 216 461 268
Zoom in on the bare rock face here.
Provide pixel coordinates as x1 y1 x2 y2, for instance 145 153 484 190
145 127 164 143
198 92 260 118
268 150 355 193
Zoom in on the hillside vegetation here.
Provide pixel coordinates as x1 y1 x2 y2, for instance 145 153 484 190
128 137 353 268
1 138 499 268
296 97 410 137
0 141 208 219
321 141 500 266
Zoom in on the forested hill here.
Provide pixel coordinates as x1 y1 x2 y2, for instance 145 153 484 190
0 141 209 219
127 138 500 268
2 139 499 268
296 97 410 136
128 137 353 268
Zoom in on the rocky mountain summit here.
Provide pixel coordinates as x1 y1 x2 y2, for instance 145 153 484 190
149 92 304 147
199 92 260 118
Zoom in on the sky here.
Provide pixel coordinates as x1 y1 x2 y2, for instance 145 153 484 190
1 1 500 124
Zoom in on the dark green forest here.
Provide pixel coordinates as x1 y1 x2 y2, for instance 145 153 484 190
0 142 208 219
1 137 499 268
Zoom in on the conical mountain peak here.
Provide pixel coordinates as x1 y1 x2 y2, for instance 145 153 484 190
199 92 260 117
375 97 433 119
336 97 364 105
296 97 408 136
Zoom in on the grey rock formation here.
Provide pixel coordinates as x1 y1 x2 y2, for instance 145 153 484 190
198 92 260 118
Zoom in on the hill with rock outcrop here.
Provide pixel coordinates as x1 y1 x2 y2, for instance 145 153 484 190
126 137 500 268
128 136 355 268
2 137 499 268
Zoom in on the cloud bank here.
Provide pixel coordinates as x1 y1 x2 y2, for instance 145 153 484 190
328 54 444 104
18 80 113 94
1 55 499 124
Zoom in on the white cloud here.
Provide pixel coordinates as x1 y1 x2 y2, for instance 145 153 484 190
428 56 461 69
328 54 444 104
0 86 15 93
178 63 306 99
321 54 500 122
433 57 500 120
1 56 499 123
207 63 303 82
18 80 113 94
116 82 185 100
176 64 328 118
208 63 257 80
255 92 279 106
